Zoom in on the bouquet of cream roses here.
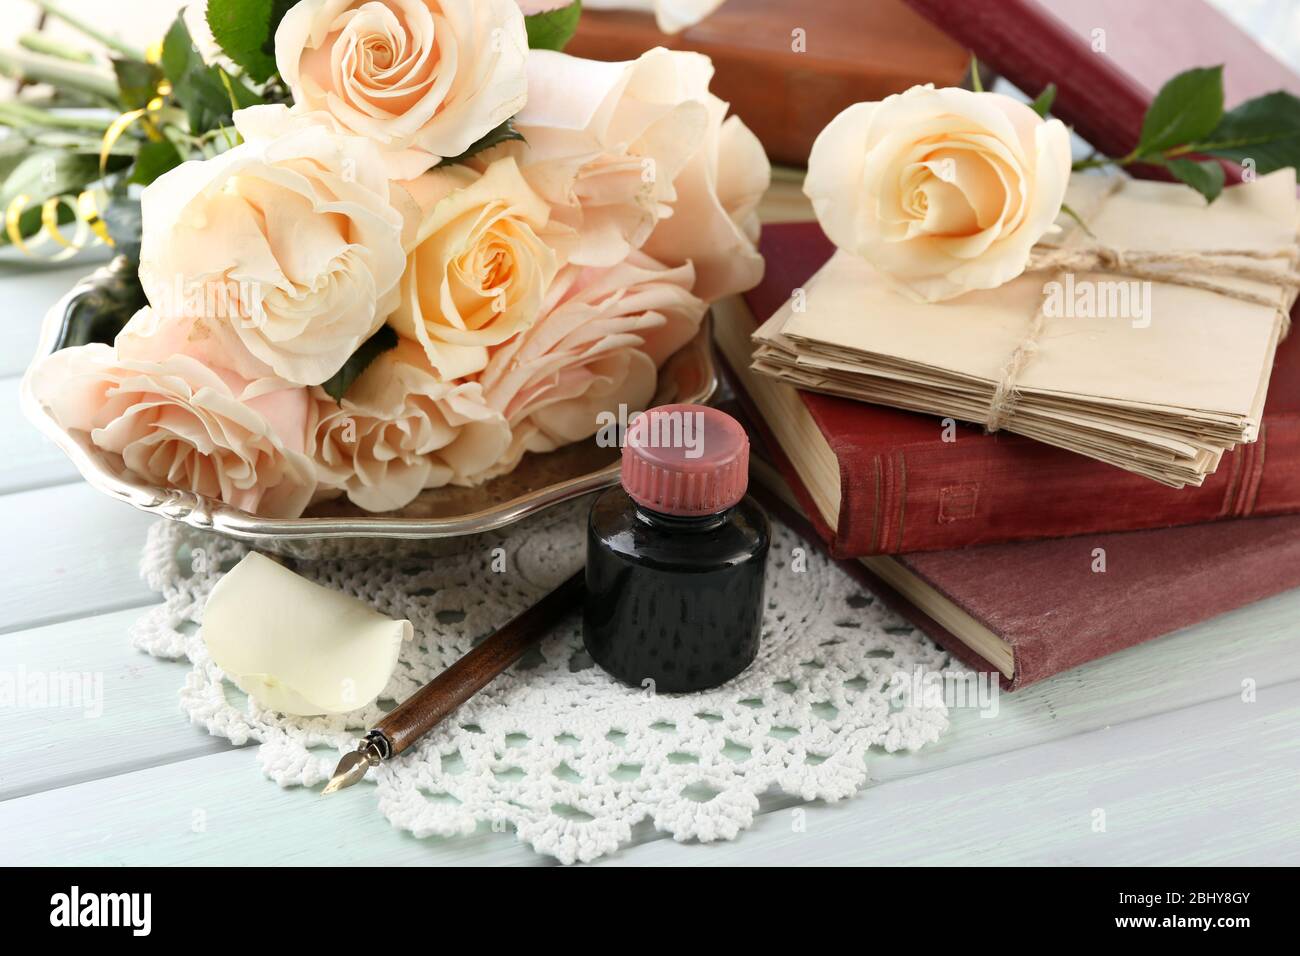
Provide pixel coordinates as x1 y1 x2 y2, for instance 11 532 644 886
17 0 769 518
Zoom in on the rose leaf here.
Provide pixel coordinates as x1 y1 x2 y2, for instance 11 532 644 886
1195 90 1300 175
162 13 261 132
435 118 526 168
526 1 583 52
1137 65 1224 157
321 325 399 402
1159 157 1226 204
206 0 298 84
111 57 166 112
129 140 183 186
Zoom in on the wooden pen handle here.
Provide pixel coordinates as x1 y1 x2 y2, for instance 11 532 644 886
375 570 585 756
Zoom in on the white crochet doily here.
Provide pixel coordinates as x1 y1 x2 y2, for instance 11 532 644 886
132 500 951 863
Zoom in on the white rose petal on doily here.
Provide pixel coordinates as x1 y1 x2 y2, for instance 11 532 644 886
201 552 412 716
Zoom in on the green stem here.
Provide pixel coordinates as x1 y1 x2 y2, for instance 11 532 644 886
1071 146 1146 172
25 0 145 60
0 99 112 130
968 53 984 93
18 32 96 63
0 47 117 102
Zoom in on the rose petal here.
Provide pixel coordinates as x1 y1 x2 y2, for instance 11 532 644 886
203 552 411 716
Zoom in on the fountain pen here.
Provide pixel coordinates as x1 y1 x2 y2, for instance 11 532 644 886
323 569 585 794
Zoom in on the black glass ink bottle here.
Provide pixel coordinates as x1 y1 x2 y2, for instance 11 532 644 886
583 404 770 693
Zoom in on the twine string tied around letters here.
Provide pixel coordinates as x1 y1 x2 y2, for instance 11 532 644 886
984 179 1300 433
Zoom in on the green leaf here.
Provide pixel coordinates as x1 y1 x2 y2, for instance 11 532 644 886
525 1 582 52
159 15 198 89
1030 83 1056 118
1195 90 1300 174
321 325 398 402
0 149 128 210
1137 65 1224 156
129 140 183 186
218 65 264 111
206 0 297 84
1160 156 1226 203
161 13 242 132
435 118 525 168
968 53 983 94
112 57 165 111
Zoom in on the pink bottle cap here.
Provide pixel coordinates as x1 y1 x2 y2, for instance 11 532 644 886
620 404 749 516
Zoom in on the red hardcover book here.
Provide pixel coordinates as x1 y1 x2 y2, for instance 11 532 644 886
713 222 1300 558
742 438 1300 690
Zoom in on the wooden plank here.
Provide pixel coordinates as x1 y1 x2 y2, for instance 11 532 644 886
0 482 156 634
868 586 1300 783
604 681 1300 866
0 606 233 801
5 676 1295 866
0 376 81 493
0 748 554 866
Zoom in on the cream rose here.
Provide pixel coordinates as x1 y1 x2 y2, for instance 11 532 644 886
517 47 768 300
28 334 317 519
311 338 511 511
478 251 705 474
634 52 768 302
804 85 1072 302
276 0 528 173
514 48 709 268
138 106 406 387
390 156 559 380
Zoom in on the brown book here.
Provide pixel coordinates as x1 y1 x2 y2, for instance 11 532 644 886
566 0 969 165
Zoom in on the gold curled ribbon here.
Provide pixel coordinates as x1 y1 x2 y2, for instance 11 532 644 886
99 79 171 175
77 190 114 247
5 188 112 261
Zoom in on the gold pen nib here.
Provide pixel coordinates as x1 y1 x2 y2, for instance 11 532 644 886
322 748 374 795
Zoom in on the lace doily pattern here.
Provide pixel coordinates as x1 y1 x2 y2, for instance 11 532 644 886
133 501 951 863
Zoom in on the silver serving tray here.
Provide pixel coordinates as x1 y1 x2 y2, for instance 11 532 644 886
22 261 717 558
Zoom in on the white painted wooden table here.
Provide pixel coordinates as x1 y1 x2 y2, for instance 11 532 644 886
1 244 1298 866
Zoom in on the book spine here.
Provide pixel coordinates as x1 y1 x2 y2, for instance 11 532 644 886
831 416 1300 556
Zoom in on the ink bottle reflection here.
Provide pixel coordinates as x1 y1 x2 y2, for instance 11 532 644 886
583 404 770 693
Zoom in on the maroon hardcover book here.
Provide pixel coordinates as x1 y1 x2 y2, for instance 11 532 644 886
743 433 1300 690
727 222 1300 557
902 0 1300 183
